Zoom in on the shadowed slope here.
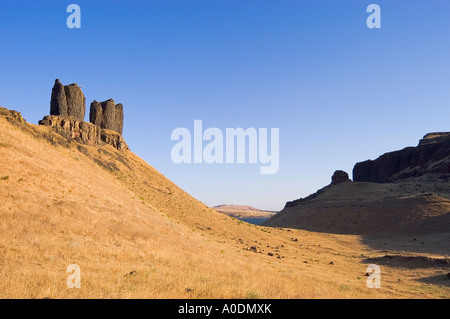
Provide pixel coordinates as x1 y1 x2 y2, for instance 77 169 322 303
264 181 450 239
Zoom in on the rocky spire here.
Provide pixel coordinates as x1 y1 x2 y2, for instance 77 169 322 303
89 99 124 135
50 79 85 121
50 79 68 117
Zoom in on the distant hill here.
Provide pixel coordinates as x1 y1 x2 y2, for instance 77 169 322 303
213 205 277 219
264 178 450 237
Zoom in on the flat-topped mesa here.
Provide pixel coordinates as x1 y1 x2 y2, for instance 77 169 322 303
419 132 450 146
353 132 450 183
50 79 85 121
89 99 124 135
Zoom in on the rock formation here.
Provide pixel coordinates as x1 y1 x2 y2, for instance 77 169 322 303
353 133 450 183
50 79 86 121
39 115 100 146
38 115 128 151
284 171 351 208
331 170 351 185
89 99 124 135
40 79 128 151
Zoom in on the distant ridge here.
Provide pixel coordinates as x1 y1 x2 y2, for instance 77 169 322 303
213 204 277 219
353 132 450 183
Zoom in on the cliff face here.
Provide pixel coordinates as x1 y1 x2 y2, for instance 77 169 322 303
353 133 450 183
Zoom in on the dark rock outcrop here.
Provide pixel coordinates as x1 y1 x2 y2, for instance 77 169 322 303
0 106 26 125
100 129 128 151
64 83 86 121
39 115 128 151
50 79 85 121
50 79 68 117
331 170 351 185
419 132 450 146
89 99 124 135
353 133 450 183
89 101 103 128
39 115 100 146
285 170 351 208
115 103 124 135
41 79 128 150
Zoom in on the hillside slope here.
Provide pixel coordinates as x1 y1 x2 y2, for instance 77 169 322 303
0 106 449 298
264 180 450 238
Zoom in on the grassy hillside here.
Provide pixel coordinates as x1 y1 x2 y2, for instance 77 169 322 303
0 107 448 298
264 181 450 237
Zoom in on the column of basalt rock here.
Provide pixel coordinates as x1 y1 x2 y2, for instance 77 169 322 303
64 83 85 121
50 79 68 117
89 99 124 135
50 79 85 121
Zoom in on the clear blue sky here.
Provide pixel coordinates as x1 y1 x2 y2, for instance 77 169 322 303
0 1 449 210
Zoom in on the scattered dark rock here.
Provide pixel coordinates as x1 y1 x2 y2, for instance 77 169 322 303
185 288 194 293
267 252 273 256
329 261 334 265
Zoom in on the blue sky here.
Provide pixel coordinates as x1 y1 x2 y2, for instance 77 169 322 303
0 1 449 210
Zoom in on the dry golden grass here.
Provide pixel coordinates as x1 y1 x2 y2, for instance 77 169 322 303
0 110 449 299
